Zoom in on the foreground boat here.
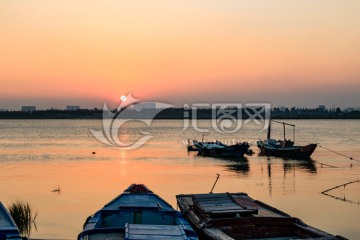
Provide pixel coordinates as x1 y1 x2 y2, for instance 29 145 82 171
176 192 344 239
257 120 317 159
78 184 198 240
194 140 250 158
0 202 22 240
187 139 199 152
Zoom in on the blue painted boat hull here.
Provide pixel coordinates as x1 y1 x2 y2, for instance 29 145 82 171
0 202 22 240
78 184 198 240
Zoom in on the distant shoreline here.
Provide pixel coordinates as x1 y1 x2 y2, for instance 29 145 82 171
0 108 359 119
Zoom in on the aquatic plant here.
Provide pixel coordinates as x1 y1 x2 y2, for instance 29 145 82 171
8 199 38 237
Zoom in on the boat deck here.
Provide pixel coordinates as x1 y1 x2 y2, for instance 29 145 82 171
103 185 174 211
192 193 258 216
179 193 288 219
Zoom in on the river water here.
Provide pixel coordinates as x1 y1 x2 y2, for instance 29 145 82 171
0 119 359 239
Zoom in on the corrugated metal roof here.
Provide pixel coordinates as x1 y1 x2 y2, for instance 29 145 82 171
192 193 257 215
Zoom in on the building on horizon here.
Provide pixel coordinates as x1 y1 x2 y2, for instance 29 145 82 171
276 106 288 112
0 109 6 112
66 105 80 111
21 106 36 113
345 107 355 113
318 105 326 111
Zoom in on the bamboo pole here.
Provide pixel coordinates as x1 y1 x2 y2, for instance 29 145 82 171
321 180 360 194
314 161 338 168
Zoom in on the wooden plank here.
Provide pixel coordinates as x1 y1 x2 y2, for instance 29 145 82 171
203 228 235 240
126 224 187 240
126 235 185 239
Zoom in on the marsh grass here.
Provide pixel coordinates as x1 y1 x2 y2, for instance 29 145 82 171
8 199 38 237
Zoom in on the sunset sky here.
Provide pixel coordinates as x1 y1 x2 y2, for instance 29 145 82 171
1 1 359 110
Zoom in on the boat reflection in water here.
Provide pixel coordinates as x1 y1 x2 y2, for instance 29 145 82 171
261 157 318 196
222 157 250 175
283 158 317 174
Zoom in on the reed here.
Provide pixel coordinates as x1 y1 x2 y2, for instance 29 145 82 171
8 199 38 237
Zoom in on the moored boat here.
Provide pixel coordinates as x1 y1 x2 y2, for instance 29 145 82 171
78 184 198 240
187 139 199 152
176 192 344 240
0 201 22 240
257 120 317 159
194 140 250 158
187 145 198 151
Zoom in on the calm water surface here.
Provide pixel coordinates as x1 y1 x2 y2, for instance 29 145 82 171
0 119 359 239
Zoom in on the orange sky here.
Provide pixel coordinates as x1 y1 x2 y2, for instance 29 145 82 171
0 1 359 109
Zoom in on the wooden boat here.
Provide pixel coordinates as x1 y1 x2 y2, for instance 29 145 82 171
257 120 317 159
187 145 198 151
194 140 250 158
0 201 22 240
78 184 198 240
176 192 344 240
187 139 198 152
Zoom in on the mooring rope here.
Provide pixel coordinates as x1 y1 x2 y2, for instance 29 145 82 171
319 145 360 163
